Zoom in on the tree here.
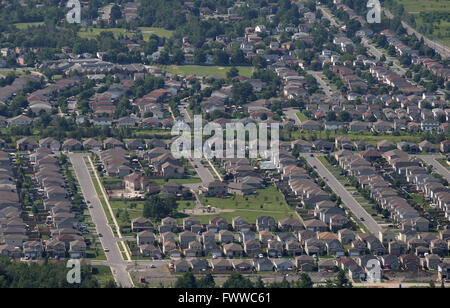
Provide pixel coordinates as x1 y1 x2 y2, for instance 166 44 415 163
255 277 265 288
143 195 178 220
194 49 206 65
230 48 246 65
223 273 254 288
297 273 314 288
197 273 215 288
334 269 352 288
174 272 197 288
213 50 229 65
227 67 239 79
252 55 267 69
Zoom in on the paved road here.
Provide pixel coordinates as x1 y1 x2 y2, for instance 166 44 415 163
383 9 450 59
307 70 335 97
318 6 340 27
419 155 450 183
69 153 134 288
301 154 383 235
190 158 215 184
361 37 407 76
283 108 302 127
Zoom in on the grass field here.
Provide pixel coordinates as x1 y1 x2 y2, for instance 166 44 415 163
14 22 44 29
194 185 296 224
77 26 173 40
291 130 423 145
397 0 449 12
192 209 297 225
92 265 115 287
437 158 450 170
296 112 308 122
157 65 254 78
138 27 174 39
396 0 450 47
199 185 291 212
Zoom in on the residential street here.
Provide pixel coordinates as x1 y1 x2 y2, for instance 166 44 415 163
69 153 134 288
383 9 450 59
301 154 383 235
307 70 335 97
419 155 450 183
283 108 302 127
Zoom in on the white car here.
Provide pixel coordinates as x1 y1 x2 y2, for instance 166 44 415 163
104 248 109 252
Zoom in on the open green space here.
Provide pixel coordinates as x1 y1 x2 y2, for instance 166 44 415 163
436 158 450 170
291 130 423 144
92 265 115 287
199 185 291 212
397 0 449 13
77 26 173 40
192 209 297 225
138 27 174 39
395 0 450 47
14 21 45 29
157 65 254 78
296 112 308 122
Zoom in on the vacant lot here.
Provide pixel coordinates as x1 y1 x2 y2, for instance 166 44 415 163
291 130 423 144
396 0 450 47
14 22 44 29
78 26 173 40
157 65 254 78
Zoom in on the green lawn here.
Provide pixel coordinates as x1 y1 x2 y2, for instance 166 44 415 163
92 265 115 287
199 186 290 211
78 27 132 39
192 209 297 225
397 0 449 13
291 130 423 144
77 26 173 40
14 21 44 29
157 65 254 78
436 158 450 170
296 112 308 122
138 27 174 39
395 0 450 47
152 177 202 185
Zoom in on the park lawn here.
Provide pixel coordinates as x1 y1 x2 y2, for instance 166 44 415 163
396 0 450 47
296 112 308 122
397 0 450 13
192 209 297 225
101 177 123 190
291 130 423 144
78 27 132 39
157 65 254 78
110 200 145 211
92 265 115 286
199 185 293 213
152 177 202 185
436 158 450 170
85 248 107 261
138 27 174 39
14 21 44 29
